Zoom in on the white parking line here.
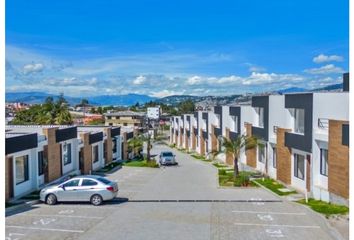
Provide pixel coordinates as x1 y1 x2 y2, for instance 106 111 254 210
232 210 306 215
234 223 320 229
7 225 85 233
21 214 103 219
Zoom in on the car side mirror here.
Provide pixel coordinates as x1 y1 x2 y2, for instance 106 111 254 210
59 185 66 190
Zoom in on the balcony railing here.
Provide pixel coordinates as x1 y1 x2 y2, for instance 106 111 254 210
318 118 329 129
273 126 278 133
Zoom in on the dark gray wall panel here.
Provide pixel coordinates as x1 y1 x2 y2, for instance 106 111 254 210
284 93 313 152
111 127 121 137
343 72 349 92
56 127 77 143
251 96 269 140
89 132 104 144
342 124 349 146
6 133 38 155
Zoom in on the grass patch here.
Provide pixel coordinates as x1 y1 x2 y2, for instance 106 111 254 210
297 198 349 217
218 170 257 187
20 190 40 200
191 154 212 162
101 161 122 172
6 202 18 208
253 178 296 196
213 162 229 169
123 159 159 168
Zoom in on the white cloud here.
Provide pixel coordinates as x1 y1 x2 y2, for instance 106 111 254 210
304 64 344 74
133 75 146 85
242 72 303 85
151 89 182 98
23 63 44 74
313 54 343 63
249 66 266 72
187 76 202 85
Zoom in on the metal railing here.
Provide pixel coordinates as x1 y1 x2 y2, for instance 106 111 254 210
273 126 278 133
318 118 329 129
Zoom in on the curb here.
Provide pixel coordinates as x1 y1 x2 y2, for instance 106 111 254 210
6 199 41 215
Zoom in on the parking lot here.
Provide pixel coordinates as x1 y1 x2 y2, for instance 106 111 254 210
5 143 342 240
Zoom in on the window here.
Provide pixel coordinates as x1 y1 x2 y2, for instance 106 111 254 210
112 138 117 153
320 149 328 176
63 179 80 187
294 109 305 134
256 107 264 128
63 143 72 165
272 147 277 168
15 155 29 185
215 114 220 127
98 177 112 185
294 154 305 180
93 145 99 163
162 152 173 157
231 115 238 133
258 145 265 163
38 151 44 176
123 123 128 126
109 123 113 126
82 179 98 186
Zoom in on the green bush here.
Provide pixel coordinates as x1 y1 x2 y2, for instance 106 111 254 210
297 199 349 217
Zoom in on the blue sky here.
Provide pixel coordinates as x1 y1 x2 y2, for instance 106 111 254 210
5 0 349 97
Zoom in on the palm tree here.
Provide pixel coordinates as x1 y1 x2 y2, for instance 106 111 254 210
220 134 263 178
127 136 144 158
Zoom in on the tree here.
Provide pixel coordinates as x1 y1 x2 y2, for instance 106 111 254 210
127 136 144 158
220 135 263 177
177 100 195 114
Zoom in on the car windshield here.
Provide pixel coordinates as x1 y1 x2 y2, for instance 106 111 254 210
98 177 112 185
162 152 173 157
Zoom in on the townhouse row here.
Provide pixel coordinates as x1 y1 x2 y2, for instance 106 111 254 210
170 73 349 205
5 125 138 202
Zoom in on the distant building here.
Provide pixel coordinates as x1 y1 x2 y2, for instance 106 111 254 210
147 107 161 120
104 111 146 128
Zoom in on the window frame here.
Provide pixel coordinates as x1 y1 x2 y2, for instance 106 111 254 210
92 145 99 163
231 115 238 133
63 143 72 166
38 151 44 176
320 148 328 176
15 155 29 185
272 147 277 168
294 108 305 134
258 145 265 163
294 154 305 180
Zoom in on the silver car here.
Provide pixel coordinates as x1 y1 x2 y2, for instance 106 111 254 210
159 151 177 165
40 175 118 206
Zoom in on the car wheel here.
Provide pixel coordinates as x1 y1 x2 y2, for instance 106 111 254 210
46 194 57 205
91 194 103 206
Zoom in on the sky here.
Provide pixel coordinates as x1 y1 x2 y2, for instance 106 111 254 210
5 0 349 97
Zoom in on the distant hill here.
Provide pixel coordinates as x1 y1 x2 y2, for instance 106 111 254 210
156 94 242 106
312 83 343 92
5 92 156 106
276 87 308 94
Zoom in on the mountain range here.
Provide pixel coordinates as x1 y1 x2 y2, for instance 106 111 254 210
5 82 343 106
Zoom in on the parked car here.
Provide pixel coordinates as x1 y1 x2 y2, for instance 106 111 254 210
40 175 118 206
159 151 177 165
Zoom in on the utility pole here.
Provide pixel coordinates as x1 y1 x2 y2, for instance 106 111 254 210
146 117 151 162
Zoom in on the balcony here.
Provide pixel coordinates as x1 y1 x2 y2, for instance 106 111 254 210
252 126 267 140
285 132 312 153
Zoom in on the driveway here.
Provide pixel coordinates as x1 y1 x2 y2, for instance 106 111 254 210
5 143 342 240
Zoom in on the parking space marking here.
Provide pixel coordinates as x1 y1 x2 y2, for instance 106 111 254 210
5 232 25 240
7 225 85 233
232 210 306 215
234 222 320 229
22 214 104 219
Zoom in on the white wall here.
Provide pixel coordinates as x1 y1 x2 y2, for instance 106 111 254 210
239 106 257 164
268 95 292 143
92 142 104 171
291 149 308 193
11 148 37 198
62 138 79 175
